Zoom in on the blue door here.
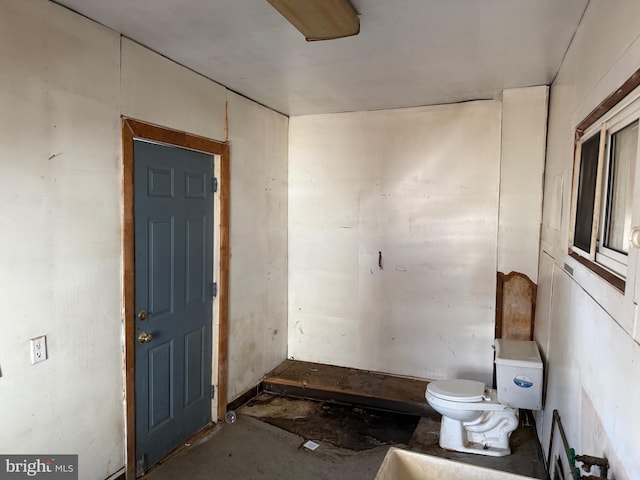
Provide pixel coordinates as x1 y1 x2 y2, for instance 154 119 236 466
134 139 214 473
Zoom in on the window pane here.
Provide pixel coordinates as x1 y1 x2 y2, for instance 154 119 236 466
574 133 601 252
604 121 638 254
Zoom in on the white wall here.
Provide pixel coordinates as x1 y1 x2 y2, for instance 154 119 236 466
498 87 548 282
0 1 124 477
121 39 227 141
0 1 288 478
537 1 640 478
226 91 288 400
288 102 503 384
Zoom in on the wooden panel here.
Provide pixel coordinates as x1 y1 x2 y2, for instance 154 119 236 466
568 251 625 292
576 67 640 135
217 145 230 421
263 360 429 407
122 120 136 480
495 272 537 341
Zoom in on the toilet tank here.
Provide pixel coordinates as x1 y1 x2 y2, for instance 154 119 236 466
494 339 543 410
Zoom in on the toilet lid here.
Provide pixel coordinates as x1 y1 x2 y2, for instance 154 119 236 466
427 379 485 402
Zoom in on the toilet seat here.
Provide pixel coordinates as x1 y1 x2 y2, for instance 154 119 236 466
427 379 486 402
426 380 518 457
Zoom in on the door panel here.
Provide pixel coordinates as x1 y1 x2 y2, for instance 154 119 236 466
184 327 205 407
185 217 206 305
149 217 174 316
149 341 173 428
134 139 214 473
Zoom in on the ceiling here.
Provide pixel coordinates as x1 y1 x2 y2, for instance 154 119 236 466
53 0 588 116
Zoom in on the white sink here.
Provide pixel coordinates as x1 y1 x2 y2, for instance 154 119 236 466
375 448 537 480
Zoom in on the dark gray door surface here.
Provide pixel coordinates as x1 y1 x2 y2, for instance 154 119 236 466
134 139 214 473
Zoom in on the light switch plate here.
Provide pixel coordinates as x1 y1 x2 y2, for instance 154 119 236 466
30 335 47 365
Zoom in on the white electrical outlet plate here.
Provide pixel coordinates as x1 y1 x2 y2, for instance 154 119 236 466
30 335 47 365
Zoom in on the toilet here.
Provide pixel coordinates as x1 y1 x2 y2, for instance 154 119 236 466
425 339 543 457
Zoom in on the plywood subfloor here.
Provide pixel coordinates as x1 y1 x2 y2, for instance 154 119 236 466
240 393 420 451
262 360 432 416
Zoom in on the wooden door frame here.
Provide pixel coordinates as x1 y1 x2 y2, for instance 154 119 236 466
122 118 230 479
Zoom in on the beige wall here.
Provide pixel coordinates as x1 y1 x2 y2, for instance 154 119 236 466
288 101 504 384
0 1 288 478
226 91 288 400
498 86 548 282
287 92 547 384
537 1 640 478
0 1 124 477
121 39 227 141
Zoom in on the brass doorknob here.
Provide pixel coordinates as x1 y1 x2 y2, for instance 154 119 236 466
138 332 153 344
137 309 148 321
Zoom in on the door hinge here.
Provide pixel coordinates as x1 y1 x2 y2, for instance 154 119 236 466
212 177 218 193
211 385 215 399
210 282 218 298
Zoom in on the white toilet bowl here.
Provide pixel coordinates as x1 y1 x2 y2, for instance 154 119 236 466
426 379 519 457
425 340 543 457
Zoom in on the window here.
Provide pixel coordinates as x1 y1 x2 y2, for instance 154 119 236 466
571 93 640 283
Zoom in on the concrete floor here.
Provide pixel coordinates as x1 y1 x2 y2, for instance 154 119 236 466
142 396 547 480
143 415 388 480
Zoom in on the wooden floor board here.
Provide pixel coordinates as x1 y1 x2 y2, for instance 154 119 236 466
263 360 433 416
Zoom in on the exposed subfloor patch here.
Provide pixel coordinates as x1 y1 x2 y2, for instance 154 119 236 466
240 393 420 451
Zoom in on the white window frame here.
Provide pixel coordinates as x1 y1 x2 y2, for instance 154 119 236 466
570 91 640 281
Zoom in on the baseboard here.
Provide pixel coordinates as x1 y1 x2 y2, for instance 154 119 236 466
104 467 125 480
226 382 263 412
